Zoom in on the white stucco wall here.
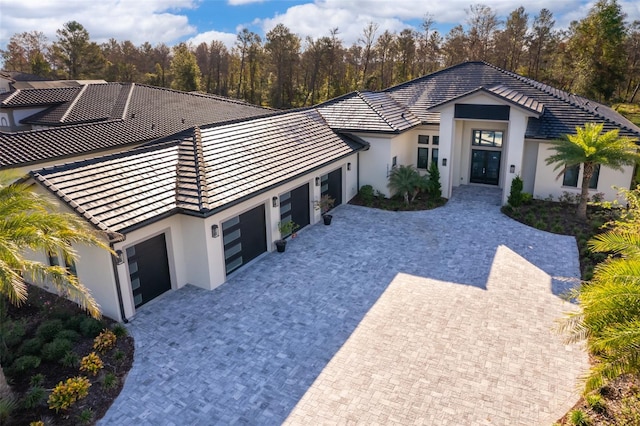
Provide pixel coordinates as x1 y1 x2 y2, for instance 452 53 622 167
521 139 539 194
533 143 635 202
356 134 393 196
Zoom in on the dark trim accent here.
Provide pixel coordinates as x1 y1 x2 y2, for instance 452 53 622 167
455 104 510 121
109 242 128 323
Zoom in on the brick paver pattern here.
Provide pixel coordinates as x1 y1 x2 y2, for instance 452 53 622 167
100 186 588 425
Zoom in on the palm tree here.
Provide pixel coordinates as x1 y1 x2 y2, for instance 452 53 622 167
560 186 640 392
388 165 424 205
546 123 639 220
0 172 111 399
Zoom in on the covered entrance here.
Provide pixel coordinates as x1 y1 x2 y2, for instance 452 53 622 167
126 233 172 308
470 150 501 185
280 183 310 237
321 168 342 208
222 204 267 275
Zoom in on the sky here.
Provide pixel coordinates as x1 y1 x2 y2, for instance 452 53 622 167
0 0 639 53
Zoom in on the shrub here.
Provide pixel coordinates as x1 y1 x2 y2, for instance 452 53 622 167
585 393 606 413
47 376 91 412
508 175 524 207
359 185 374 205
29 421 44 426
56 329 80 342
0 396 18 423
113 349 125 364
111 323 128 338
102 372 118 390
21 385 47 409
41 338 73 362
94 329 117 353
569 409 591 426
77 408 94 425
1 319 26 348
60 351 80 368
10 355 41 373
80 352 104 376
521 193 533 204
427 160 441 197
36 320 64 343
64 316 84 332
19 337 44 357
29 374 45 387
79 317 104 337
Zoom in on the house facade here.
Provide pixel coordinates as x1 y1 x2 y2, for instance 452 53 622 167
2 61 639 321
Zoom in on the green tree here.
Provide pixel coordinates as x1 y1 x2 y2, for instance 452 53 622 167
0 31 51 76
0 172 111 399
568 0 627 102
51 21 105 79
388 165 424 205
170 43 201 92
561 186 640 392
265 24 301 108
546 123 640 220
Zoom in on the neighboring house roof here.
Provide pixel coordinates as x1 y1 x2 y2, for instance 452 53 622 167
316 91 421 133
386 61 640 139
0 83 271 169
31 109 368 235
0 71 51 82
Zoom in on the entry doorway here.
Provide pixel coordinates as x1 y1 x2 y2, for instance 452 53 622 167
470 150 501 185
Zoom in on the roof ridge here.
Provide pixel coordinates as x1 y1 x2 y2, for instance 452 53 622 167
357 91 398 131
2 89 20 105
60 84 88 123
191 127 212 211
118 83 135 120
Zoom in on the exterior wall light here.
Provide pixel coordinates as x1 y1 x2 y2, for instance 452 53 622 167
272 196 278 207
115 250 124 265
315 177 320 186
510 164 516 173
347 162 351 171
211 224 219 238
442 158 447 166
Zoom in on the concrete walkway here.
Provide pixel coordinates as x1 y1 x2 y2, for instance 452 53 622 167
100 186 588 425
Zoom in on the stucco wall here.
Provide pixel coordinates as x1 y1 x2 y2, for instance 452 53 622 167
356 134 392 197
521 139 539 194
533 142 635 202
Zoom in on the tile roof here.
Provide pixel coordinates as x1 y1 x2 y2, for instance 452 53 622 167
316 91 421 133
0 83 271 169
386 61 640 139
31 109 367 234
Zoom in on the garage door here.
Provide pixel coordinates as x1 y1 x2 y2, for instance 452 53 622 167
222 204 267 275
279 183 310 236
321 168 342 209
126 233 171 308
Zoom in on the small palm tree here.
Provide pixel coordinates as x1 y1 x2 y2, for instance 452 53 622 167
388 165 423 205
546 123 639 220
560 186 640 392
0 172 111 399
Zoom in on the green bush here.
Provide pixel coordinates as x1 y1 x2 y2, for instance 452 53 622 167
102 372 118 390
36 319 64 343
64 316 84 332
21 385 47 409
508 175 524 207
111 323 128 338
41 338 73 362
29 374 45 387
19 338 44 356
10 355 41 373
427 161 441 197
60 351 80 368
585 393 606 413
48 376 91 412
1 319 26 349
521 193 533 204
359 185 374 205
77 408 94 425
56 329 80 342
79 317 104 337
569 409 591 426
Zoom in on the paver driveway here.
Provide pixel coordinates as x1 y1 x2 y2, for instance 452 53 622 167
100 186 588 425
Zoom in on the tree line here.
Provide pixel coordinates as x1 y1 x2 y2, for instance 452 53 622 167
1 0 638 109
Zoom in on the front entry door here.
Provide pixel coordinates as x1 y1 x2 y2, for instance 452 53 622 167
470 150 501 185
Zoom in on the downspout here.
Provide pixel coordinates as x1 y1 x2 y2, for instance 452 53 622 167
357 152 360 191
109 242 128 323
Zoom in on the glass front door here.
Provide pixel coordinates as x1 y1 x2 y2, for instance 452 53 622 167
470 150 501 185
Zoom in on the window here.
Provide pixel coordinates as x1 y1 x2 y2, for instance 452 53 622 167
392 156 397 168
563 164 580 187
589 164 600 189
418 135 429 144
432 136 439 145
66 258 77 276
417 148 429 169
472 130 503 147
47 251 60 266
432 148 439 167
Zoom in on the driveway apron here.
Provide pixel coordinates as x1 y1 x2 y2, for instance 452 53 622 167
100 185 588 425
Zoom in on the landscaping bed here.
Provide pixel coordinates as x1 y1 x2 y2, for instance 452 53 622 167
1 284 134 425
349 191 447 211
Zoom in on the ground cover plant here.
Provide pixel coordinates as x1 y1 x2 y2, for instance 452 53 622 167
0 284 134 425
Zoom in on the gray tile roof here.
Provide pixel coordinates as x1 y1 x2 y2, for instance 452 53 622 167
1 87 79 107
316 91 421 133
386 61 640 139
428 85 545 116
31 109 367 234
0 83 271 169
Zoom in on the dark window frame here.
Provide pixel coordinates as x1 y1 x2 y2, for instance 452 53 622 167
417 147 429 169
562 164 580 187
472 129 503 147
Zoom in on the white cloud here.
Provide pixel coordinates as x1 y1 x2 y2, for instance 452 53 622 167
228 0 265 5
0 0 198 48
186 30 237 50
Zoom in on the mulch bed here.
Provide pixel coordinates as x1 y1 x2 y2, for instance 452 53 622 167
349 192 447 211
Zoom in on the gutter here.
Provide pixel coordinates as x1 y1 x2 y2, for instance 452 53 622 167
109 241 128 323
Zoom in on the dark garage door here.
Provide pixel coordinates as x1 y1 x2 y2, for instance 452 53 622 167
222 204 267 275
279 183 310 236
321 168 342 209
126 233 171 308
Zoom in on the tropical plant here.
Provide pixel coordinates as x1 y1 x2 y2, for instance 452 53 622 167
388 165 424 205
277 220 298 239
545 123 639 220
560 186 640 392
0 171 111 399
47 376 91 412
316 194 335 214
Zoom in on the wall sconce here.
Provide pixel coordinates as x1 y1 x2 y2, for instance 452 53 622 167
315 177 320 186
211 224 219 238
442 158 447 167
272 196 278 207
510 164 516 173
115 250 124 265
347 162 351 171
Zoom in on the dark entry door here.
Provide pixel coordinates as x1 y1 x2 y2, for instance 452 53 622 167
280 183 310 236
222 204 267 275
126 233 171 308
470 150 501 185
321 168 342 208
